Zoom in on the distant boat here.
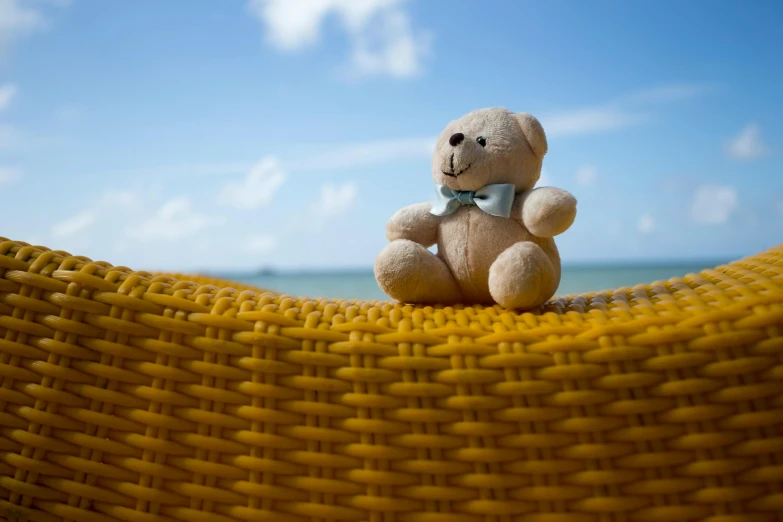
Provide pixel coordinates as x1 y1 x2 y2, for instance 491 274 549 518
255 267 277 276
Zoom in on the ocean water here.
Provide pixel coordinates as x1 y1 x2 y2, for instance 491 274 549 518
226 262 724 301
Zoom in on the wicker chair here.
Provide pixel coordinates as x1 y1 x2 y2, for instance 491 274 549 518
1 237 781 522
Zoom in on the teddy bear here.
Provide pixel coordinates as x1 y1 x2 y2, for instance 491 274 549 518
373 107 577 310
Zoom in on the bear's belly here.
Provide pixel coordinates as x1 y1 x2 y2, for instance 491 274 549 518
438 206 538 302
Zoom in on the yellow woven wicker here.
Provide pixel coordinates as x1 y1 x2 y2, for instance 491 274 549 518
1 237 782 522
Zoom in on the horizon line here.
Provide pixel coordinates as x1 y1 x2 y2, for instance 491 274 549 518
199 257 737 277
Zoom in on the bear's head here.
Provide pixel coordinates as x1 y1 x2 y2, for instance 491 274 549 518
431 107 547 193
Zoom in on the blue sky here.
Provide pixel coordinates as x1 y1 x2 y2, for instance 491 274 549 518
0 0 781 271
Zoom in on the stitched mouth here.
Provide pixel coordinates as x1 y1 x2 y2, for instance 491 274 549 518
442 163 471 177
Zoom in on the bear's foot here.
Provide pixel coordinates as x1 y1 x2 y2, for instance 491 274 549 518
374 239 461 304
489 241 558 310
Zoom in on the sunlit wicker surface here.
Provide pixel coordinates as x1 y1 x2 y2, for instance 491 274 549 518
1 236 782 522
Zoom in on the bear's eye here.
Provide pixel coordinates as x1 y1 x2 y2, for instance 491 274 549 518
476 136 487 147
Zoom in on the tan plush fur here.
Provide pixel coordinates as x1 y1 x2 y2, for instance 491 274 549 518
374 107 577 310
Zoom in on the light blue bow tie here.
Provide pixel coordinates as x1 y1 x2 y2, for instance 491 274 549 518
430 183 515 218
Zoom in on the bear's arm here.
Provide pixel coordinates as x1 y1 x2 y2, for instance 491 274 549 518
386 202 440 247
519 187 577 238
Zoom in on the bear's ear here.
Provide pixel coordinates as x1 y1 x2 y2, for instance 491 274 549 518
514 112 548 158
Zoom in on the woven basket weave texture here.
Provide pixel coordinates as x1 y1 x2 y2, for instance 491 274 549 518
1 237 782 522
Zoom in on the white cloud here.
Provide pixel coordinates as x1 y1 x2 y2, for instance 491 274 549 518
691 185 738 224
127 197 215 242
349 6 428 78
75 136 434 182
247 234 277 253
0 0 70 59
290 136 434 171
0 0 45 55
248 0 334 50
0 165 20 184
726 123 768 160
46 188 142 243
218 157 286 209
0 0 69 58
575 165 597 186
543 106 645 137
310 182 358 220
52 211 96 237
0 83 17 111
542 83 710 138
637 214 655 234
623 83 712 104
247 0 430 78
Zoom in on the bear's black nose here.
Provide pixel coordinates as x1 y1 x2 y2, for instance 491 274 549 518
449 133 465 146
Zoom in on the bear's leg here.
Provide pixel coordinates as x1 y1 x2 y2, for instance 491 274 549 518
374 239 461 304
488 241 558 310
